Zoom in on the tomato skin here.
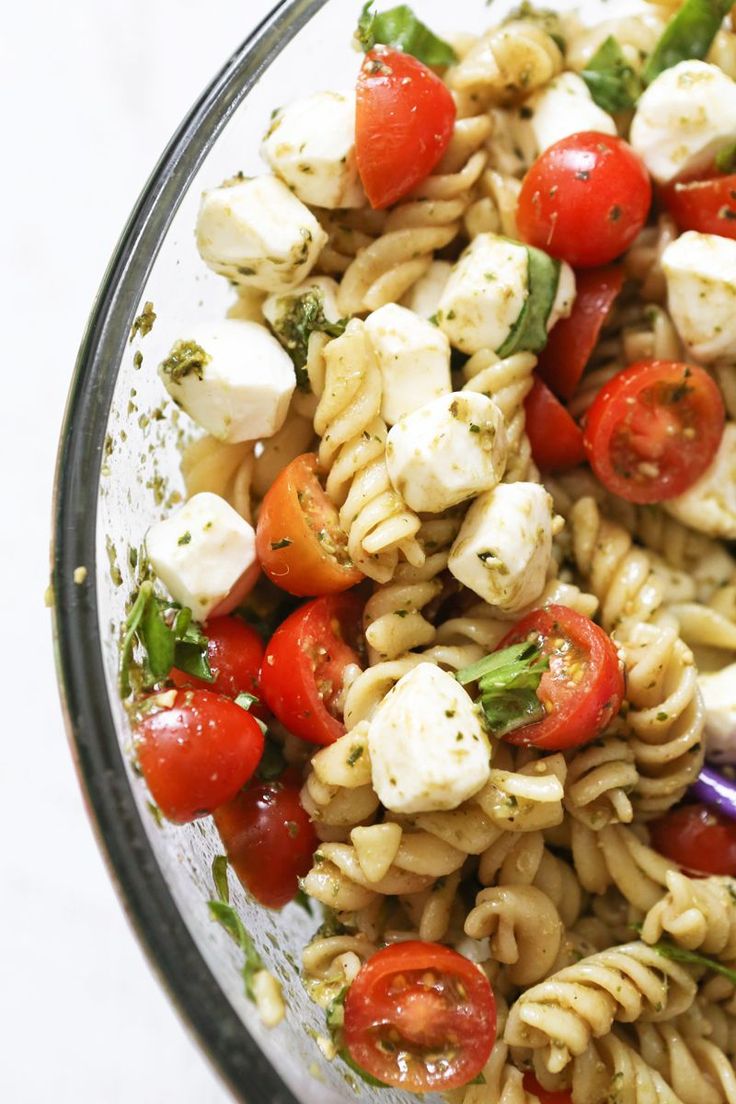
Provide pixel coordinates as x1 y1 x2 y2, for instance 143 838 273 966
256 454 363 597
171 616 264 701
344 941 496 1092
213 769 317 908
356 47 456 209
524 377 585 472
136 689 265 823
537 265 624 399
583 360 725 504
498 605 624 752
650 804 736 877
660 174 736 239
260 593 363 746
517 132 652 267
522 1074 572 1103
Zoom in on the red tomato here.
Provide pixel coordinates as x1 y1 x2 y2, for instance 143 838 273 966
498 605 624 751
256 454 363 597
524 377 585 472
355 47 456 209
650 804 736 877
537 265 624 399
522 1074 572 1103
660 174 736 239
213 769 317 909
583 360 725 504
171 616 264 700
136 689 264 823
260 593 363 746
344 942 496 1092
517 132 652 267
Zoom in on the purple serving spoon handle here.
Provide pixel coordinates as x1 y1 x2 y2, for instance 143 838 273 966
691 764 736 822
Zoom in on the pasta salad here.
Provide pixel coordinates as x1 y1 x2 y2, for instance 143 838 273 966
120 1 736 1099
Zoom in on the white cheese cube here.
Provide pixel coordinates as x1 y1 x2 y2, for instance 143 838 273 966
698 664 736 764
448 483 554 611
146 493 257 622
367 663 491 814
663 231 736 363
630 61 736 185
664 423 736 540
196 175 327 293
262 275 342 333
400 260 452 319
365 303 452 426
438 234 529 355
386 392 507 513
546 261 576 331
514 72 616 158
159 319 295 443
261 91 364 210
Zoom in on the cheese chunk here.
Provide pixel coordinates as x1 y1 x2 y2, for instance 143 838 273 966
386 392 507 513
515 72 616 158
664 423 736 540
261 91 364 209
159 319 295 443
449 483 554 611
367 663 491 814
196 175 327 293
663 231 736 363
400 261 452 319
365 304 452 425
438 234 529 355
698 664 736 765
630 61 736 185
146 493 257 622
547 261 576 331
262 275 342 333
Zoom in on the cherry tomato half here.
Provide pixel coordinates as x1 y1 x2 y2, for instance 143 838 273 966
498 605 624 751
256 453 363 597
171 616 264 701
343 942 496 1093
517 132 652 268
135 689 264 823
524 377 585 472
583 360 725 504
356 47 456 209
537 265 624 399
522 1073 572 1103
650 803 736 877
260 593 363 746
660 174 736 240
213 769 317 909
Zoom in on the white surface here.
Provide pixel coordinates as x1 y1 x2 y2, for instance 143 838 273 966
1 1 275 1100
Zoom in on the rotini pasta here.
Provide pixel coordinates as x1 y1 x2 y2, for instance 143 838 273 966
642 871 736 960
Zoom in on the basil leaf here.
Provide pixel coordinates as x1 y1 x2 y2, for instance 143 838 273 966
212 855 230 904
457 642 548 739
650 937 736 986
582 35 642 112
119 582 212 693
268 289 348 389
339 1050 392 1087
356 2 457 67
457 641 540 685
715 140 736 173
643 0 732 85
119 582 153 696
208 899 265 1002
496 245 561 357
257 737 286 781
140 594 176 679
294 888 313 915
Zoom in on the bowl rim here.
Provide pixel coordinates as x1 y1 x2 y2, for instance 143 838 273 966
51 3 329 1101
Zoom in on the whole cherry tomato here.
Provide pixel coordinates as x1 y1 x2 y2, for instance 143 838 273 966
650 803 736 877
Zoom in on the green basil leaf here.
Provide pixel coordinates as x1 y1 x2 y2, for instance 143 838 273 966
208 899 265 1002
293 888 314 916
119 581 153 696
212 855 230 904
642 0 732 85
340 1050 392 1087
173 641 213 682
268 289 348 389
456 641 541 685
257 737 286 781
649 937 736 986
356 2 457 67
140 593 176 679
457 642 548 739
481 688 547 738
715 140 736 173
496 245 560 357
581 35 642 112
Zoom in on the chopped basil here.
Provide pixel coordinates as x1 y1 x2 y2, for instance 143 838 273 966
457 641 549 739
642 0 732 85
160 339 210 383
212 855 230 904
497 245 560 358
269 289 347 389
355 2 457 67
294 888 314 915
118 580 213 696
581 36 642 112
129 301 157 343
208 899 265 1002
649 937 736 986
270 538 292 550
257 737 287 781
715 140 736 173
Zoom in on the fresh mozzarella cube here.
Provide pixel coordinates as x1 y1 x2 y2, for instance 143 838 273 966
698 664 736 764
386 392 507 512
664 423 736 540
262 276 341 333
546 262 576 331
515 72 616 157
400 261 452 319
365 304 452 425
146 493 257 622
367 663 491 814
159 319 295 443
630 61 736 184
196 175 327 293
261 91 364 210
663 232 736 362
449 483 554 611
438 234 529 355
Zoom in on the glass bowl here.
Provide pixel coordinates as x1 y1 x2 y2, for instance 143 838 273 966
52 0 628 1099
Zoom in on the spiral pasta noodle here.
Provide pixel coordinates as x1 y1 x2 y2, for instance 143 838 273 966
463 350 539 482
564 727 639 829
642 871 736 960
447 21 563 106
636 1018 736 1104
180 435 254 522
569 821 676 912
477 829 583 930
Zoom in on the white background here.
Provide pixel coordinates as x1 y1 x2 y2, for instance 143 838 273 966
1 2 274 1100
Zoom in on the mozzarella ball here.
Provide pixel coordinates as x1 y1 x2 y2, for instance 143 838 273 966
365 303 452 426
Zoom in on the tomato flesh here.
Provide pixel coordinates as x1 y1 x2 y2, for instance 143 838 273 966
213 769 317 909
523 1074 573 1103
524 376 585 472
498 605 624 751
650 803 736 877
356 47 456 209
171 616 264 703
537 265 624 399
517 132 652 267
344 941 496 1092
260 593 363 746
135 689 264 823
583 360 725 504
660 174 736 239
256 453 363 597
